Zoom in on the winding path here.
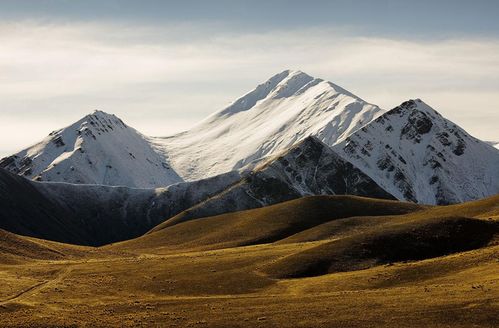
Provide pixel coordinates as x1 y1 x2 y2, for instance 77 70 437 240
0 266 72 306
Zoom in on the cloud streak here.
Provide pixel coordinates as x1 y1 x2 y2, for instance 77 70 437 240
1 21 498 156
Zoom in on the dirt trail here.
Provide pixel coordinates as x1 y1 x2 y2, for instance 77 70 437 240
0 266 72 306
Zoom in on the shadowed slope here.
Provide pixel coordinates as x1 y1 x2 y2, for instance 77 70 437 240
0 165 243 246
279 194 499 244
0 169 92 245
263 216 498 279
262 195 499 278
0 134 395 247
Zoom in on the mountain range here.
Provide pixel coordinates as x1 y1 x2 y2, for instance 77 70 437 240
1 69 498 212
0 136 393 246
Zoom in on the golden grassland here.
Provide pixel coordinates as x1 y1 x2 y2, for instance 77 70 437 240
0 195 498 327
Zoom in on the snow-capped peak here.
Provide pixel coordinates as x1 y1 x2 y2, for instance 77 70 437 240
396 98 440 116
91 109 114 116
215 69 314 117
153 70 384 181
334 99 499 204
1 110 182 188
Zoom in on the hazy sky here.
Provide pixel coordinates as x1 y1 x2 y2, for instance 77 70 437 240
1 0 499 157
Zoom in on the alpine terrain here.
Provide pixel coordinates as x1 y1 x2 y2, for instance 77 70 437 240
153 69 384 181
1 70 383 187
0 111 182 188
1 71 498 207
334 99 499 204
0 136 394 246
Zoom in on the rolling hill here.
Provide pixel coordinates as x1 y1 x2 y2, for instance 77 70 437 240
115 195 423 252
1 194 497 327
0 229 89 264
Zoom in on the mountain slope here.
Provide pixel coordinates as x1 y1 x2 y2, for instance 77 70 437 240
0 136 394 246
486 140 499 150
34 170 243 245
150 136 396 230
0 166 242 245
0 111 182 188
334 99 499 204
153 69 383 181
0 168 92 245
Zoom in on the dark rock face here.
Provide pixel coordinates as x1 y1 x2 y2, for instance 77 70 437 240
453 138 466 156
0 155 32 176
268 137 394 199
0 155 17 169
400 102 434 143
52 136 66 147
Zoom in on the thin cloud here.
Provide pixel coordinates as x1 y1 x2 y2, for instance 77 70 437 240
1 21 498 157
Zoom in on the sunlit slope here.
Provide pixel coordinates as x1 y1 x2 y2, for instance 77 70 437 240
113 195 424 252
114 195 499 278
0 229 89 264
1 229 497 327
154 70 383 181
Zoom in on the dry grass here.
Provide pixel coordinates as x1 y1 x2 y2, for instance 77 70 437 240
0 195 498 327
118 195 424 253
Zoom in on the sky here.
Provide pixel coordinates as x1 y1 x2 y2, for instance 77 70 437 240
1 0 499 157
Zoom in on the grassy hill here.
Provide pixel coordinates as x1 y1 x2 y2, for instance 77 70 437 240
1 194 498 327
0 229 90 264
115 195 424 252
